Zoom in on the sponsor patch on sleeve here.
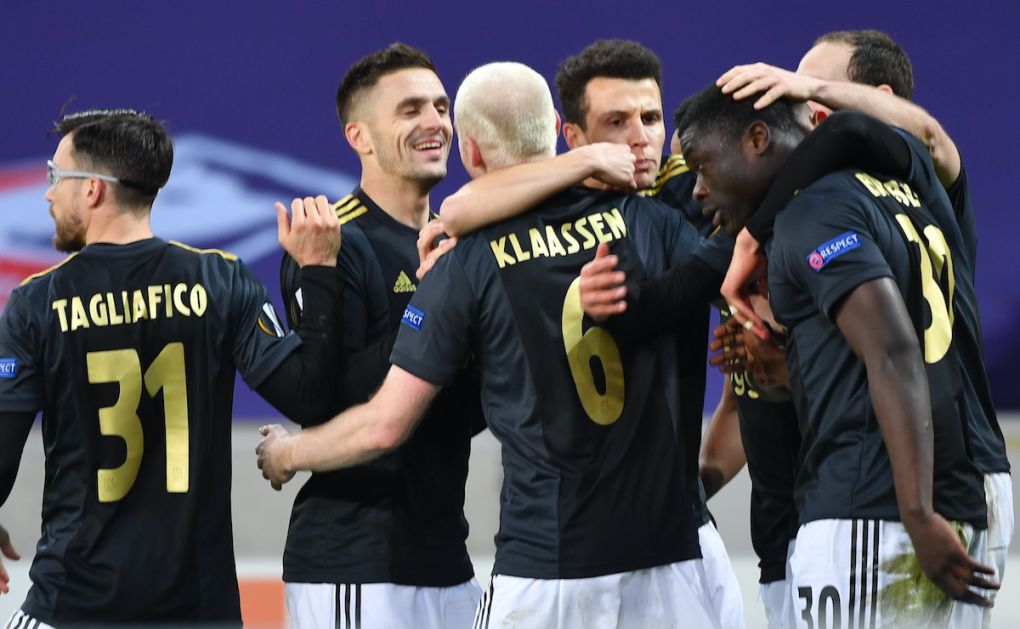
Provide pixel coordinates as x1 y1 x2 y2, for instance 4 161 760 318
806 231 861 272
401 305 425 331
257 302 286 337
0 358 17 378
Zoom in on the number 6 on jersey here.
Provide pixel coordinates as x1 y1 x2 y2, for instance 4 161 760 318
562 277 625 425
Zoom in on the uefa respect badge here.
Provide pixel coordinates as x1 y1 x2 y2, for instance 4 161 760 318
807 231 861 272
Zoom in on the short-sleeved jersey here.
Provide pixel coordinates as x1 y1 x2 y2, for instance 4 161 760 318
895 138 1008 474
0 238 299 625
767 169 986 528
392 187 706 579
279 188 478 586
717 305 800 584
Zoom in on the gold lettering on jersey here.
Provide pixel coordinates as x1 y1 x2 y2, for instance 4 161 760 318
854 173 921 208
489 208 627 268
89 294 108 326
51 283 209 333
560 224 580 254
545 225 567 256
528 228 549 259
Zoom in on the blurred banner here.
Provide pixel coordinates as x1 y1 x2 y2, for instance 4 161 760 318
3 1 1018 411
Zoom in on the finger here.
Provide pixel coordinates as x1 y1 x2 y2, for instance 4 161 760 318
951 587 993 607
732 77 774 101
965 573 1000 591
259 425 270 436
593 242 611 260
964 559 998 576
727 300 769 341
754 85 785 110
582 287 629 310
580 270 627 292
0 540 18 561
716 65 750 90
272 481 283 491
581 256 622 278
314 195 333 222
302 196 320 227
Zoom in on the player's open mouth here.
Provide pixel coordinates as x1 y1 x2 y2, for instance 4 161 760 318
413 138 445 157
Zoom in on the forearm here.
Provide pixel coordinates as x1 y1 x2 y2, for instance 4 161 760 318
440 148 599 237
866 342 934 521
256 266 342 422
281 401 400 473
613 257 723 340
812 81 959 187
748 111 912 243
278 367 438 473
699 382 746 498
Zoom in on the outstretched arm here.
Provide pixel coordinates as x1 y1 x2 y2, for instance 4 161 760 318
717 62 959 186
579 243 723 340
257 366 440 488
440 143 636 237
834 277 997 605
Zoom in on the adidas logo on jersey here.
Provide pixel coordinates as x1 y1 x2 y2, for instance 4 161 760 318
393 271 416 293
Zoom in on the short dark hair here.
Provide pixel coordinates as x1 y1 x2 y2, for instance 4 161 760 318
554 39 662 128
54 108 173 208
335 43 438 124
675 83 806 147
815 29 914 100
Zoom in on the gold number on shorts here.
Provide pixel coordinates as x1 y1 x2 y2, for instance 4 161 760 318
893 215 955 363
88 343 190 502
561 277 625 425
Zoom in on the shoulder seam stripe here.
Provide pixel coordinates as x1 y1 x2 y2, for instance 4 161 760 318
19 253 79 285
338 206 368 225
169 240 238 260
334 197 361 216
654 163 690 185
331 194 355 211
335 202 364 221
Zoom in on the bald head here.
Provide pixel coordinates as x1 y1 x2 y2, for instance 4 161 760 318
454 62 558 173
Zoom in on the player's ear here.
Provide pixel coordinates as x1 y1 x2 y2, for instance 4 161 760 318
84 177 105 208
746 121 770 156
562 122 585 150
553 110 562 137
345 122 372 156
467 137 486 173
876 84 894 95
811 109 829 127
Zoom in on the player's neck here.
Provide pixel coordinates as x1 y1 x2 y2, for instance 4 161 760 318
85 206 155 246
360 172 432 230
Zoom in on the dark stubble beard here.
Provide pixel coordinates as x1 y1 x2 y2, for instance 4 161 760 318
52 209 85 253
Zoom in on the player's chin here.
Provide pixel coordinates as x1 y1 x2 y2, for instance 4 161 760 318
634 171 657 191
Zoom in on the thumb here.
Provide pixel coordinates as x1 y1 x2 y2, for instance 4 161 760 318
594 242 611 260
275 202 291 243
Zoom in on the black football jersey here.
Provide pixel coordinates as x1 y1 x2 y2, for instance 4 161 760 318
0 238 299 624
278 188 479 586
768 168 985 527
392 187 708 578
